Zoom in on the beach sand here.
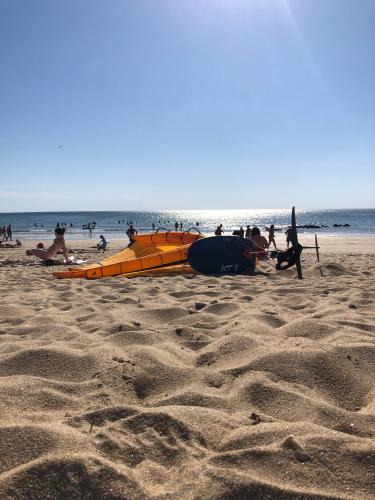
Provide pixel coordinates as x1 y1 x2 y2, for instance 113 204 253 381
0 235 374 499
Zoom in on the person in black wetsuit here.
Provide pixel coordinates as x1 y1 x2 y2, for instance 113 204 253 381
215 224 224 236
6 224 12 241
126 224 138 242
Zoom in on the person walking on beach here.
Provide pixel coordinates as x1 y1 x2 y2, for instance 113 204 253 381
126 224 138 242
6 224 12 241
174 222 179 231
239 226 245 238
215 224 224 236
285 226 292 248
268 224 277 249
26 227 68 262
245 225 251 238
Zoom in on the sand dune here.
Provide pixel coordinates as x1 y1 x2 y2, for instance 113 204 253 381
0 240 374 498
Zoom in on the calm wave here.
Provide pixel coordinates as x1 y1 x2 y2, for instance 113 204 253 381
0 209 374 240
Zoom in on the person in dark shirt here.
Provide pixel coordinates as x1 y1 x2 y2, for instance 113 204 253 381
97 235 108 253
126 224 138 242
215 224 224 236
6 224 12 241
285 227 293 248
268 224 277 249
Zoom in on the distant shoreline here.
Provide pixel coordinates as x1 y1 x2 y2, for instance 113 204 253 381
9 234 375 254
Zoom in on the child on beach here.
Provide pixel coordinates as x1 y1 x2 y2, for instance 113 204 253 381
26 227 68 263
97 235 108 253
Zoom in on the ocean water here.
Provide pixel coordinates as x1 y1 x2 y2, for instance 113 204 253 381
0 209 374 240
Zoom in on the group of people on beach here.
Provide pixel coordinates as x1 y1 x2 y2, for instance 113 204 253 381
1 225 12 241
22 219 295 265
214 224 277 250
214 224 295 252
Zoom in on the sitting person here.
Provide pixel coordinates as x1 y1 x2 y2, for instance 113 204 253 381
0 239 22 248
215 224 224 236
26 227 68 263
250 226 269 259
97 235 108 252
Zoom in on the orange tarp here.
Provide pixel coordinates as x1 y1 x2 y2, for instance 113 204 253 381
53 232 202 279
122 263 198 278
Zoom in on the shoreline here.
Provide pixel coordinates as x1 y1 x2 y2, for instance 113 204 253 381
5 234 375 255
8 229 375 240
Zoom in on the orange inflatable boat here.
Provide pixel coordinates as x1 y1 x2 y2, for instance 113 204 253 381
53 231 202 279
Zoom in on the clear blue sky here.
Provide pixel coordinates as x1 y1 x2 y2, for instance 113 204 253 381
1 0 374 211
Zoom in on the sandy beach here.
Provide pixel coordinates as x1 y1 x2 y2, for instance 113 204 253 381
0 235 374 499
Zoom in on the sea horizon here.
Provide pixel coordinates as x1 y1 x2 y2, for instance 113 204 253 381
1 208 374 240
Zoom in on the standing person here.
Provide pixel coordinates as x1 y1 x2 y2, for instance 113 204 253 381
180 222 183 230
26 227 68 262
152 222 155 231
174 222 179 231
245 225 251 238
285 227 292 248
239 226 245 238
215 224 224 236
126 224 138 242
268 224 277 249
6 224 12 241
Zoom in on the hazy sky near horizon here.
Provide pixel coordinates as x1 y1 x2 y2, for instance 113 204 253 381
1 0 374 212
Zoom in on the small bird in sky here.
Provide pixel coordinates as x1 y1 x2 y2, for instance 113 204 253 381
58 144 63 149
